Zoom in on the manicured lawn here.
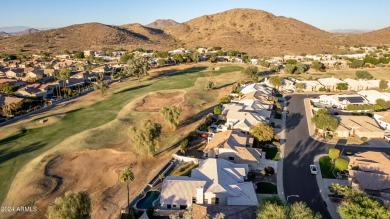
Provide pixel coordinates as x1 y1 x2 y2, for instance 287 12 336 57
0 65 244 204
256 182 278 194
319 156 335 179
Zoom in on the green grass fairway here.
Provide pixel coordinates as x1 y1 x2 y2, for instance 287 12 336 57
0 65 243 204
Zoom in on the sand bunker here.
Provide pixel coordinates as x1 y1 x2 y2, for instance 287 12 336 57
134 91 185 112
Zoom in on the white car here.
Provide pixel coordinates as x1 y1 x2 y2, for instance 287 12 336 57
310 164 318 175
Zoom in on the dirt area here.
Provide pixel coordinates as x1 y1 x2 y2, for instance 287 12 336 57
134 91 185 112
6 149 171 219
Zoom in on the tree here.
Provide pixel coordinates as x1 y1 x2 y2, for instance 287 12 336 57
250 123 274 142
268 76 282 90
311 110 338 134
120 53 133 63
295 63 308 74
0 84 18 95
295 83 305 92
242 66 259 81
349 59 364 68
334 158 348 172
333 185 390 219
287 59 297 65
270 64 280 73
58 68 71 92
311 61 323 72
205 80 215 90
46 191 91 219
173 54 184 63
157 58 166 67
160 106 182 129
179 138 188 154
355 71 373 79
129 120 162 155
336 83 348 91
73 51 85 59
284 64 296 74
289 202 321 219
328 148 340 163
124 57 151 82
256 197 285 219
192 52 199 63
120 168 135 207
214 105 222 115
210 53 218 63
93 73 109 97
379 79 389 90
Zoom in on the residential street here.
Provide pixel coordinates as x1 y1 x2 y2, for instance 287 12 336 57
283 94 390 219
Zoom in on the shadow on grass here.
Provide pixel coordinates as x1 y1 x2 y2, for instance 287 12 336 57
114 84 151 94
0 141 46 164
0 129 28 145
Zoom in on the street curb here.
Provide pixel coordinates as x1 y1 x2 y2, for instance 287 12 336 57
314 154 340 219
277 99 287 202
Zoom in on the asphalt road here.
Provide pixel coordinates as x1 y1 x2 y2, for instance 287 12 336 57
283 94 390 219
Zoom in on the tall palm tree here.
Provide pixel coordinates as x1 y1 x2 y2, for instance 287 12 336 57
58 68 71 98
120 168 135 206
93 73 109 97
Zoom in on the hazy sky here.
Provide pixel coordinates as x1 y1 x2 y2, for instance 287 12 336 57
1 0 389 31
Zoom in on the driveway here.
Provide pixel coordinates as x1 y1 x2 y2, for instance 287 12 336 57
283 94 390 219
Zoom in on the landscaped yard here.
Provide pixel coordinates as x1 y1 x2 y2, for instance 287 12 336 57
168 162 198 176
319 156 336 179
186 143 206 158
255 182 278 194
263 147 279 161
0 63 245 211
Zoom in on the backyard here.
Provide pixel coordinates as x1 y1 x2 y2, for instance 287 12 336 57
0 63 245 218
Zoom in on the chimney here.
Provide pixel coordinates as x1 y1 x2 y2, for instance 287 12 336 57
196 186 204 204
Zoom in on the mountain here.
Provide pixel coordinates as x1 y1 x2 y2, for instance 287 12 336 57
0 31 10 37
162 8 342 56
0 22 176 53
146 19 179 29
0 26 32 33
329 29 372 34
0 9 388 56
350 26 390 44
12 28 40 35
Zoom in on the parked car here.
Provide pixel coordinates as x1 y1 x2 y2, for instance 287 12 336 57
310 164 318 175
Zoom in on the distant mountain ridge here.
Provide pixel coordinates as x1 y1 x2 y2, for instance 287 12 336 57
146 19 179 29
0 9 389 55
329 29 372 34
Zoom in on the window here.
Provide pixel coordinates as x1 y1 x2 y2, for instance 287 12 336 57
205 153 208 158
215 154 219 158
167 204 171 209
228 156 234 161
211 197 219 205
180 205 187 209
192 197 196 203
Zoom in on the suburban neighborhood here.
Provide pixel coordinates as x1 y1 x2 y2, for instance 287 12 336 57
1 2 390 219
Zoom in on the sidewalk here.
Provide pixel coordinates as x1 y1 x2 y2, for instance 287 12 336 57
314 154 348 219
276 100 287 202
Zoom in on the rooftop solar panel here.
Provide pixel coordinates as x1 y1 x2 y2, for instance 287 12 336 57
338 96 364 103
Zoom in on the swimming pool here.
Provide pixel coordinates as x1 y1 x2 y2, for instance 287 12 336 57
136 191 160 209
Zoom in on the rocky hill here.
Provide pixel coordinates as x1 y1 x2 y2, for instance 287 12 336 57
146 19 179 29
0 9 388 56
0 22 176 53
162 8 344 56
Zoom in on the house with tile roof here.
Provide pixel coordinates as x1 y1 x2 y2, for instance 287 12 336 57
226 111 269 132
358 90 390 104
343 79 381 91
348 152 390 206
240 83 273 95
159 159 257 210
15 83 54 98
298 80 324 92
203 130 261 170
26 69 44 80
0 95 24 108
318 77 345 91
5 68 24 79
335 115 384 138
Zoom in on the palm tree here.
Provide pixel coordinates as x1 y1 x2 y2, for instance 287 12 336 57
53 71 62 99
58 68 71 97
93 73 109 97
120 168 135 206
